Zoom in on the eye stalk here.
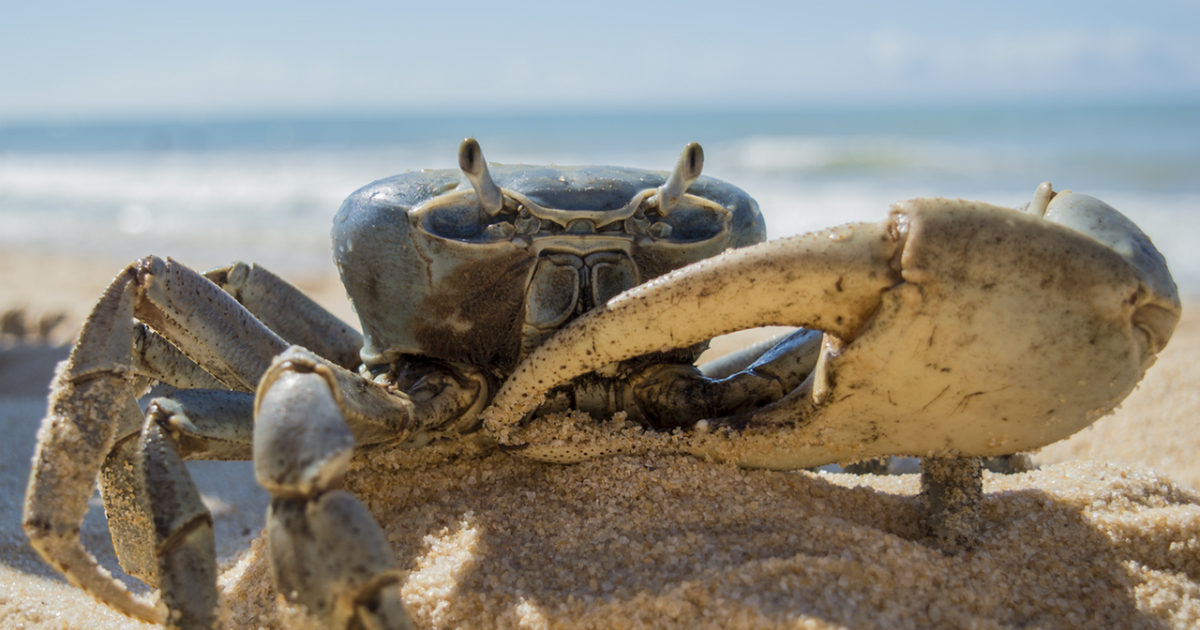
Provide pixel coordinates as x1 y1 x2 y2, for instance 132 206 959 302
458 138 505 216
656 142 704 216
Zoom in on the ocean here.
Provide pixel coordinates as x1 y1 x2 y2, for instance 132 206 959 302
2 104 1198 294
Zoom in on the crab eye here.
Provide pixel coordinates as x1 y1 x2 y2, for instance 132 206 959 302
650 202 726 242
419 200 520 243
421 203 485 240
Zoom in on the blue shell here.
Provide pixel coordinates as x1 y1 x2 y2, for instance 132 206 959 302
333 164 766 374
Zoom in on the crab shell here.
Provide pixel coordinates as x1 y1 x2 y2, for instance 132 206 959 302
484 189 1181 468
332 165 765 377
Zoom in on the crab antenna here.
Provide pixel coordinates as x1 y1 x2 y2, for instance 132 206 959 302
458 138 505 216
657 142 704 215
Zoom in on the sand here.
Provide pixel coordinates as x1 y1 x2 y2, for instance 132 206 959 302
1 248 1198 629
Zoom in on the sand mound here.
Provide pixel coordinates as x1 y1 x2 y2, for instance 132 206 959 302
6 445 1198 629
2 253 1196 629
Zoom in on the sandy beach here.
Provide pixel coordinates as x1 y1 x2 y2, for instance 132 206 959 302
1 248 1197 629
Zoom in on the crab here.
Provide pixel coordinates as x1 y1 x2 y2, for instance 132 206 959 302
24 139 1179 630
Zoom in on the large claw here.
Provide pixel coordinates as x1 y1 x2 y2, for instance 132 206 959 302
486 186 1180 468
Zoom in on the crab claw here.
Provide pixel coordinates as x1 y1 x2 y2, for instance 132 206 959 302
486 187 1179 468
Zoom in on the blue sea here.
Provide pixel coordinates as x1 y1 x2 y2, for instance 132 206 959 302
2 104 1198 295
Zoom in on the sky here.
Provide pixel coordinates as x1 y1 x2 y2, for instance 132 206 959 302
1 0 1199 123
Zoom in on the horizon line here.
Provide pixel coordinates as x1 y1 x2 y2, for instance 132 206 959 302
3 93 1199 129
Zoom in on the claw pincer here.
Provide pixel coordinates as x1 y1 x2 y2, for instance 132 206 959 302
488 190 1179 468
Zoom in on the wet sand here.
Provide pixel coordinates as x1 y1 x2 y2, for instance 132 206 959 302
1 249 1197 629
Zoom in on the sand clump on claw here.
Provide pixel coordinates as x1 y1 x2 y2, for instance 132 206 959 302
194 437 1200 630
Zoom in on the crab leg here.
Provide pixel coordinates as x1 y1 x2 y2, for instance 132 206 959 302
268 493 413 630
25 256 290 623
126 257 291 390
99 358 452 626
100 389 255 584
255 346 418 630
98 261 363 592
205 261 364 370
27 251 465 625
920 456 983 553
26 272 168 622
696 329 803 379
100 327 255 595
131 323 229 391
96 388 254 630
630 327 824 428
138 415 221 629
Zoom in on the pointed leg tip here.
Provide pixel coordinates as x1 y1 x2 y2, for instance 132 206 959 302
920 456 983 554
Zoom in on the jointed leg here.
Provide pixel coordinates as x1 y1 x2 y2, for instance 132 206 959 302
131 323 228 392
631 328 823 428
98 386 256 629
25 256 289 624
696 329 802 379
100 388 255 582
255 347 417 629
26 255 477 627
138 415 221 628
205 262 363 370
920 456 983 554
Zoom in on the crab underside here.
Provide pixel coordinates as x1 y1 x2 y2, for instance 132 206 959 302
24 140 1179 629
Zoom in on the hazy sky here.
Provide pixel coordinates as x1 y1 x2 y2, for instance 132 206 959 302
2 0 1198 122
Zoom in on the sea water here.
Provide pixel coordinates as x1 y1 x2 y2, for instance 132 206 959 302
1 105 1198 294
